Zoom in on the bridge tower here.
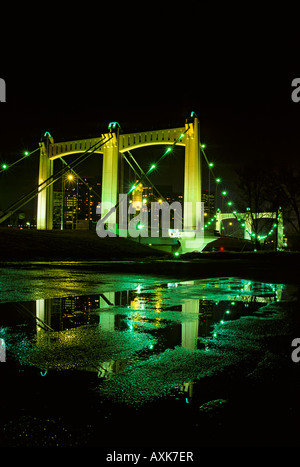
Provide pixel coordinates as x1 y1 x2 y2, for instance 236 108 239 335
37 133 53 230
183 116 201 232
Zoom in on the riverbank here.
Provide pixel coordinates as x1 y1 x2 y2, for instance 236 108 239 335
1 228 300 285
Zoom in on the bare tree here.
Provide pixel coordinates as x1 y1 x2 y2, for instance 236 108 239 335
266 165 300 234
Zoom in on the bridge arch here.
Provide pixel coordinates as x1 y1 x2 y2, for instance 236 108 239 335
215 209 284 248
37 117 201 241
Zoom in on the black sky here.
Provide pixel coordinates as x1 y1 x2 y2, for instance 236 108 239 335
0 19 299 212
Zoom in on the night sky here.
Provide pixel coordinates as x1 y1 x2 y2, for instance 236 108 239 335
0 21 299 217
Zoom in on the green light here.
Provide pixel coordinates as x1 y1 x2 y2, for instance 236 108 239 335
180 133 185 139
209 162 214 167
216 178 221 183
24 151 29 156
174 251 180 257
222 190 227 196
227 201 233 206
150 164 156 170
166 147 172 153
201 143 206 149
108 121 120 130
137 223 143 230
1 163 8 170
225 310 230 314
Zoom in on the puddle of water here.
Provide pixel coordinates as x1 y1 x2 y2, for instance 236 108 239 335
0 277 289 406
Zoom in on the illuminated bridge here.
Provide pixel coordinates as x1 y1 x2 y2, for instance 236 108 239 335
0 113 284 253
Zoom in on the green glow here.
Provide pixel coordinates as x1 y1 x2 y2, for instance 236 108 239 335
227 201 233 206
166 147 172 153
108 121 120 130
222 191 227 196
137 223 143 230
24 151 29 156
209 162 214 167
150 164 156 170
201 144 206 149
225 310 230 314
216 178 221 183
174 251 180 256
1 163 8 170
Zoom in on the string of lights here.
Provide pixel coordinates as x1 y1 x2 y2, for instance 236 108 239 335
0 148 40 174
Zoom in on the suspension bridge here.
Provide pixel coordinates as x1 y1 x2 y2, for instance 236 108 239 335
0 113 284 254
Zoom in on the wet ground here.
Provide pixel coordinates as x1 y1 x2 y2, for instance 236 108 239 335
0 263 300 449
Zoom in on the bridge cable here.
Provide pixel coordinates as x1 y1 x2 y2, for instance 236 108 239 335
0 147 40 174
126 150 184 228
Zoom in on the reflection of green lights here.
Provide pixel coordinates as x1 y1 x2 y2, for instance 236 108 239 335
174 252 180 257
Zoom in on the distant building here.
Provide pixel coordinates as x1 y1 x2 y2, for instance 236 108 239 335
202 190 215 218
53 176 101 230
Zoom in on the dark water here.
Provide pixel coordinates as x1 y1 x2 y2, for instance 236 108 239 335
0 268 297 447
0 276 287 393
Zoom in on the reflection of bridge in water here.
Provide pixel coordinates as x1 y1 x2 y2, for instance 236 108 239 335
33 279 283 386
